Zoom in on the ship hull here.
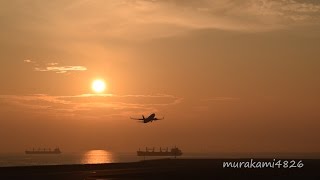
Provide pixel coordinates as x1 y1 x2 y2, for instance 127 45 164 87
137 151 182 156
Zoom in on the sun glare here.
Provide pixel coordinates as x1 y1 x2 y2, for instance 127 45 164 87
92 79 106 93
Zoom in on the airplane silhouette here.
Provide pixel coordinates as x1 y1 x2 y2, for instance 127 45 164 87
130 113 164 123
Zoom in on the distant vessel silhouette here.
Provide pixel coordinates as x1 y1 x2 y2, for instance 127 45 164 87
137 147 182 157
25 148 61 154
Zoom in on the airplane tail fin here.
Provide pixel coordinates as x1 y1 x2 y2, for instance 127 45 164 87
142 115 145 120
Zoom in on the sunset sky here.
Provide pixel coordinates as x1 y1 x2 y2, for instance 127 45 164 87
0 0 319 153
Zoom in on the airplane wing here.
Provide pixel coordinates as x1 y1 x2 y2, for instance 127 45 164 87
154 117 164 120
130 117 144 120
136 121 145 123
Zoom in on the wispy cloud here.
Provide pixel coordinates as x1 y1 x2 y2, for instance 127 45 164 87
192 96 240 112
0 93 183 119
49 0 320 39
34 65 87 73
3 0 320 42
203 97 240 102
23 60 87 74
23 59 35 63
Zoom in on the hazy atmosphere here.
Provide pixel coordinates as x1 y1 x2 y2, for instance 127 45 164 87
1 0 320 153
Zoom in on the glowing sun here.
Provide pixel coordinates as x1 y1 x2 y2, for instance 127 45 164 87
92 79 106 93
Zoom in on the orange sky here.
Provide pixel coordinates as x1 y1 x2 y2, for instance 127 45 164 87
0 0 320 153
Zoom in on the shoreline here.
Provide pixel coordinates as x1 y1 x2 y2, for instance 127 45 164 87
0 158 319 179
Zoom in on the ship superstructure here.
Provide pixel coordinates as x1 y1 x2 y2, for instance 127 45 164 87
25 148 61 154
137 147 182 157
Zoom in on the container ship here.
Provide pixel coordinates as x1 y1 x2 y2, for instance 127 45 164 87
137 147 182 157
25 148 61 154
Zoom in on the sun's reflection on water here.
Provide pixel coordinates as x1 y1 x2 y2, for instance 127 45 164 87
82 150 113 164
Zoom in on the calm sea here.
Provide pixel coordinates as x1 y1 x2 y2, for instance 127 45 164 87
0 150 139 167
0 150 319 167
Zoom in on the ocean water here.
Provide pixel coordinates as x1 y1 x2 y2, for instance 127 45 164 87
1 150 204 167
0 151 319 167
0 150 139 167
0 151 239 167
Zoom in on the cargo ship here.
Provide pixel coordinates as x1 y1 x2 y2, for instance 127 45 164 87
25 148 61 154
137 147 182 157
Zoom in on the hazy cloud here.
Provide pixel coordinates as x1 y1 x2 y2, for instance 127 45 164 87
23 59 35 63
48 0 320 38
24 60 87 74
47 62 59 66
2 0 320 42
34 66 87 73
0 93 183 119
204 97 240 101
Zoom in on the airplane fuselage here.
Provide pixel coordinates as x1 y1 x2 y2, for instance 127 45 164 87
144 113 156 123
146 113 155 120
131 113 163 123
